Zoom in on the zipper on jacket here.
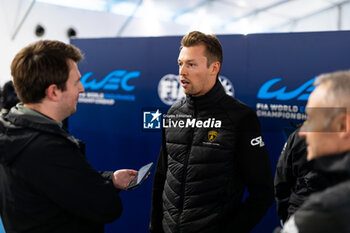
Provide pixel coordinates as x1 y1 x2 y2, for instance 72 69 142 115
177 99 197 230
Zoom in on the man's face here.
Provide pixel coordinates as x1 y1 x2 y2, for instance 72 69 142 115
178 44 217 97
59 59 84 119
299 84 339 160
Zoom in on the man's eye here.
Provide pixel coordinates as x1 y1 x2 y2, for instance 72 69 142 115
189 63 195 67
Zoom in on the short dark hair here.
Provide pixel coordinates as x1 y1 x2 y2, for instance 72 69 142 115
181 31 223 75
11 40 83 103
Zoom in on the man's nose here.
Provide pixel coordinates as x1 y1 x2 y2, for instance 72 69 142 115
179 65 186 75
298 130 306 139
298 122 307 138
79 81 85 93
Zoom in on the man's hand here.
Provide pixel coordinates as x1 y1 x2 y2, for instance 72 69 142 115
112 169 138 190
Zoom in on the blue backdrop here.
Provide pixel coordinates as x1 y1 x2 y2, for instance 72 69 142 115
1 31 348 233
65 31 350 233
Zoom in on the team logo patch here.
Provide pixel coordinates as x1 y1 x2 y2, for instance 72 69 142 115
250 136 265 147
208 131 218 143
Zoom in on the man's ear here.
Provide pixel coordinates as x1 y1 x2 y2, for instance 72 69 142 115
45 84 61 102
210 61 220 76
336 113 350 139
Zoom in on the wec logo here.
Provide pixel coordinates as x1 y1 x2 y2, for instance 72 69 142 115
81 70 140 91
257 78 316 101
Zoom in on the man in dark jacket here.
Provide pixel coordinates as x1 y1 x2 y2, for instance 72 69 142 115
1 80 19 115
150 31 274 233
274 128 338 223
281 70 350 233
0 40 137 233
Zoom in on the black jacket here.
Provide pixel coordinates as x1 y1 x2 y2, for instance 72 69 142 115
274 129 334 222
150 81 274 233
0 106 122 233
282 152 350 233
1 81 19 111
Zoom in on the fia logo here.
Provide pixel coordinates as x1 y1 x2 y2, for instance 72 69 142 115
219 76 234 97
158 74 234 106
250 136 265 147
158 74 185 106
208 131 218 143
143 109 162 129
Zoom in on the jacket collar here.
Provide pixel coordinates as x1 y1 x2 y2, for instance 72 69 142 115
0 105 81 165
4 105 81 148
5 105 65 136
185 79 227 110
314 151 350 176
16 104 63 128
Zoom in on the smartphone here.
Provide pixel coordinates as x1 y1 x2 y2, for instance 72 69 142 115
127 162 154 190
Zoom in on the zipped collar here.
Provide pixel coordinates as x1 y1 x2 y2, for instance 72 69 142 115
185 79 227 110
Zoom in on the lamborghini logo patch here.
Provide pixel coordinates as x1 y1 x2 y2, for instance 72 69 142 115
208 131 218 143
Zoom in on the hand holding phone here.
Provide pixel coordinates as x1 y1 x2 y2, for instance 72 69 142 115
127 162 154 190
112 169 138 190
